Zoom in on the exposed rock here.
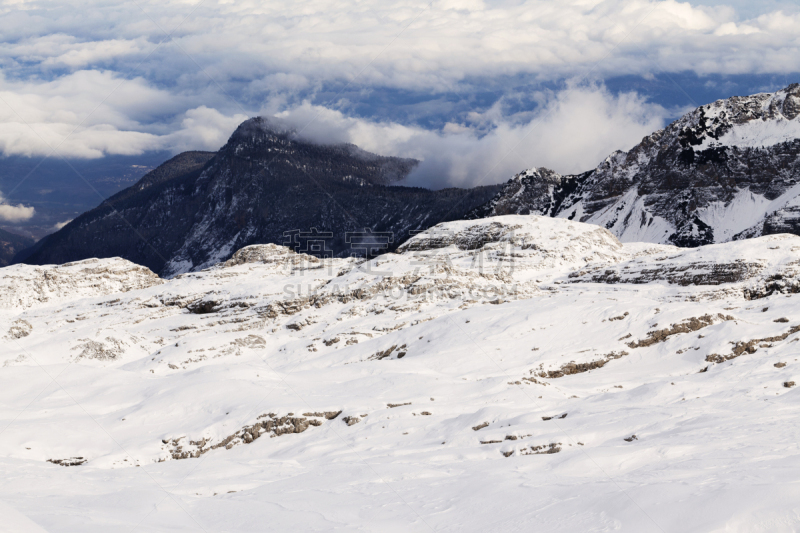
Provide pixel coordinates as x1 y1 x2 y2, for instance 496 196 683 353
0 258 162 310
47 457 87 467
370 344 403 360
163 411 334 460
7 319 32 339
343 416 361 426
517 443 562 455
469 84 800 248
628 315 731 349
538 352 628 379
706 325 800 363
72 337 126 361
302 411 342 420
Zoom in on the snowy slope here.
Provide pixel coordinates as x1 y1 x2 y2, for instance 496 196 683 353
2 215 800 532
471 83 800 248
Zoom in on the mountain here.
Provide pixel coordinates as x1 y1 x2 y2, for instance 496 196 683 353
0 228 34 267
17 118 500 277
469 83 800 246
3 214 800 530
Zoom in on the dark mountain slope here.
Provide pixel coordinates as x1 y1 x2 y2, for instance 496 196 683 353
0 228 34 267
19 119 500 276
15 151 215 268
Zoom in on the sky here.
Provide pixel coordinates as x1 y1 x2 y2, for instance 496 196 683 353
1 0 800 225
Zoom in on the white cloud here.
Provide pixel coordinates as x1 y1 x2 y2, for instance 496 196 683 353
0 192 35 222
0 71 246 158
53 219 72 231
41 39 143 68
0 0 797 184
2 1 800 87
277 83 669 187
164 106 250 153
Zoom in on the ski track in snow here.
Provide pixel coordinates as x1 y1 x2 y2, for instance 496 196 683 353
2 215 800 532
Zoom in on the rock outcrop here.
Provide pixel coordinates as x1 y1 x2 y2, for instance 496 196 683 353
470 83 800 247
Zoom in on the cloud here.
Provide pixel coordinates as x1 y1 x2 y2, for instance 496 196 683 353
0 0 798 177
277 83 670 188
0 70 246 158
3 1 799 86
164 106 250 154
0 192 35 222
41 39 143 68
0 70 173 158
53 219 72 231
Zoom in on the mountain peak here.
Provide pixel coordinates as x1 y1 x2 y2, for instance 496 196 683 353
674 82 800 153
229 116 296 142
17 118 498 277
471 83 800 247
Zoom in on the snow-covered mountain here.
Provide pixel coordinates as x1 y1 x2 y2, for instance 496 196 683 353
3 214 800 531
470 83 800 247
18 119 500 277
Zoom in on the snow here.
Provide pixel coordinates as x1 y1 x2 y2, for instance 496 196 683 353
698 116 800 150
571 188 676 245
555 198 585 222
695 182 800 243
0 500 49 533
696 188 773 240
2 214 800 532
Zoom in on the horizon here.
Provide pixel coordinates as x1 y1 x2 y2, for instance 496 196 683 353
2 78 799 241
1 1 800 238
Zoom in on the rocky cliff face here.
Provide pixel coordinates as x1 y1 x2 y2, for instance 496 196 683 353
19 118 500 277
470 83 800 247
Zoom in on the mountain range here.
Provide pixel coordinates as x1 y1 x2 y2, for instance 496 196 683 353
4 84 800 531
17 118 500 277
469 83 800 247
12 83 800 275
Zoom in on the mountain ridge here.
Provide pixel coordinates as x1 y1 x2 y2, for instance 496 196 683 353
469 83 800 246
17 119 501 276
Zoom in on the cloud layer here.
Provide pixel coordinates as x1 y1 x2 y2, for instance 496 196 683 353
0 0 799 187
279 84 669 187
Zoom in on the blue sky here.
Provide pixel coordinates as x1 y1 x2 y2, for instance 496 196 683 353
1 0 799 209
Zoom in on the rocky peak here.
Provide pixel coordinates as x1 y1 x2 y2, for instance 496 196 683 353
514 167 563 183
224 117 296 155
18 117 500 277
471 83 800 248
